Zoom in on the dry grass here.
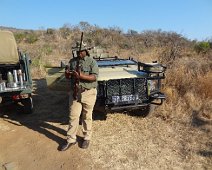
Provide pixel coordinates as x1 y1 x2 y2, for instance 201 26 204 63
197 72 212 99
90 113 211 170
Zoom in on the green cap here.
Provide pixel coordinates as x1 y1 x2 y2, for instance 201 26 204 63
73 42 88 52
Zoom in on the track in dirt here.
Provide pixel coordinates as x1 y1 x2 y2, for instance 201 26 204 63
0 79 100 170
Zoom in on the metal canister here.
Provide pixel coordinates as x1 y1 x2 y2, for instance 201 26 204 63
0 73 2 82
23 72 26 81
13 70 18 83
0 81 6 91
0 83 3 91
18 69 24 88
2 81 6 90
7 71 14 84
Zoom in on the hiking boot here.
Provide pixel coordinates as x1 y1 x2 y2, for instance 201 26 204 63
81 140 90 149
59 141 77 151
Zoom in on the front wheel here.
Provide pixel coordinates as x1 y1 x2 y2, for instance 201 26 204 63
142 104 155 117
21 97 33 114
131 104 155 117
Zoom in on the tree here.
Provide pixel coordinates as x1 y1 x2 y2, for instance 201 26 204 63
78 21 92 32
127 29 138 35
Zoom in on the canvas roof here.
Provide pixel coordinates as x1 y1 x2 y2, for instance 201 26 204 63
0 30 19 64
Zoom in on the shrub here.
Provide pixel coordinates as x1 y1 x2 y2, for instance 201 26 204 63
197 72 212 98
14 32 26 43
194 41 210 54
42 44 53 55
31 57 41 67
59 26 71 39
46 28 54 35
25 33 38 44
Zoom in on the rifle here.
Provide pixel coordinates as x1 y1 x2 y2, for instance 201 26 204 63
73 32 84 100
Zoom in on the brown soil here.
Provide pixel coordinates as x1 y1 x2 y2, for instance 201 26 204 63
0 79 211 170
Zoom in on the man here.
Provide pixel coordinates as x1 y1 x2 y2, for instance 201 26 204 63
59 47 99 151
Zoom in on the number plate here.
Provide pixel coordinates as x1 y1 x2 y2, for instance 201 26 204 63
112 94 139 103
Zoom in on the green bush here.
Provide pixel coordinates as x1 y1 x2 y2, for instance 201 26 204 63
14 33 26 43
119 42 132 49
59 27 71 39
46 28 54 35
25 33 38 44
42 45 53 55
209 41 212 48
194 41 210 54
31 57 41 67
43 61 53 68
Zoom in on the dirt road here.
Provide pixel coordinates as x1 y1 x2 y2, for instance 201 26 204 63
0 79 211 170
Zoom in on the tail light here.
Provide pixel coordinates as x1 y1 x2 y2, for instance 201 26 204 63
12 94 29 100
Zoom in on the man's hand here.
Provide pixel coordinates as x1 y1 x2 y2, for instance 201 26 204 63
72 70 80 79
65 69 73 79
66 70 96 81
65 69 81 79
65 69 71 79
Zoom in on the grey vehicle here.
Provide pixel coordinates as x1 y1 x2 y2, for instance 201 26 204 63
0 30 33 114
46 46 166 117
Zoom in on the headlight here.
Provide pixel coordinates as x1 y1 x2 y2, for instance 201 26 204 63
148 80 158 93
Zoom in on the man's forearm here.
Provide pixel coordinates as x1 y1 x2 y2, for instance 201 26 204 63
79 73 96 81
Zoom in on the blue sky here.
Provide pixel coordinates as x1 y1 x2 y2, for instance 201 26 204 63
0 0 212 40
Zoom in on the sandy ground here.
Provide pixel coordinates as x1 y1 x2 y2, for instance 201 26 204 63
0 79 211 170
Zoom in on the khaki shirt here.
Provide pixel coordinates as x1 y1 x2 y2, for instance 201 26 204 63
69 56 99 89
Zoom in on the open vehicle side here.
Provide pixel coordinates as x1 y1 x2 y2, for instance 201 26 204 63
0 31 33 114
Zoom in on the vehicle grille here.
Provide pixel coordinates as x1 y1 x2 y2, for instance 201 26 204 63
106 78 148 103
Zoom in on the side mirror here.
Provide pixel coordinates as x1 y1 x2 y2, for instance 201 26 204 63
28 58 32 64
26 55 32 64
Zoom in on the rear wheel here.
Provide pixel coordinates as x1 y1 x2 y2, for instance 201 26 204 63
0 97 2 104
21 97 33 114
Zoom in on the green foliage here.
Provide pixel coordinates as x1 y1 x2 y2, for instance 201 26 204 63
46 28 54 35
43 61 54 68
25 33 38 44
194 41 210 54
209 40 212 48
59 26 71 39
14 33 26 43
31 57 41 67
78 21 92 31
119 42 132 49
127 29 138 35
42 44 53 55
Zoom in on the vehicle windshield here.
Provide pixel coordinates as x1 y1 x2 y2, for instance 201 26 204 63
97 59 136 67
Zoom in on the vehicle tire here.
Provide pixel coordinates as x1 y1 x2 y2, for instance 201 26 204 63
93 105 107 120
142 104 155 117
0 97 9 105
132 104 155 117
21 97 33 114
0 97 2 104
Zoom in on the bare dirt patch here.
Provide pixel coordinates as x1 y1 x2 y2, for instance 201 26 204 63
0 79 211 170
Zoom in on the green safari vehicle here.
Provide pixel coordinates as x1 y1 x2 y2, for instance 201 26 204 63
0 30 33 114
